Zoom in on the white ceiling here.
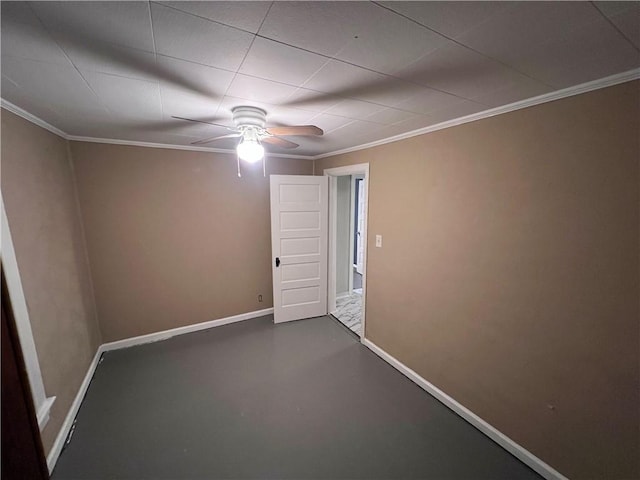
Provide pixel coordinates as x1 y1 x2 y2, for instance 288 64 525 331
2 1 639 157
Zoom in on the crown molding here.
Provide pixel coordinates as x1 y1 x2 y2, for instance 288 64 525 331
66 135 238 155
1 99 67 138
312 68 640 160
0 100 312 160
3 68 638 162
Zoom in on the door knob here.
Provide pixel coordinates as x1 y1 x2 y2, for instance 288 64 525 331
275 257 280 267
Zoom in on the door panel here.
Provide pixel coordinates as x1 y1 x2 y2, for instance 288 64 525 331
280 211 321 230
279 183 321 203
270 175 328 323
280 237 320 256
281 263 320 282
282 286 320 306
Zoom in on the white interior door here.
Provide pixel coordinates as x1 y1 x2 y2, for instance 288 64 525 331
270 175 328 323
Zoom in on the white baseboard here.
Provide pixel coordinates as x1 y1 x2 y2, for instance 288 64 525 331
36 395 56 431
362 338 568 480
46 347 102 473
45 307 273 473
100 307 274 352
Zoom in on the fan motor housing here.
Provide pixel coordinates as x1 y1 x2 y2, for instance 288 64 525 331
232 106 267 129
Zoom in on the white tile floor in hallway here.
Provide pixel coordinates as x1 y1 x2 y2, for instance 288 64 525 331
334 289 362 335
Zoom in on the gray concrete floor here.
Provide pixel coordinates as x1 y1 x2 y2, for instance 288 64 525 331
52 315 542 479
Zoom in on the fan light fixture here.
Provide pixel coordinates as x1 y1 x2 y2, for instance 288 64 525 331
236 132 264 164
173 105 324 177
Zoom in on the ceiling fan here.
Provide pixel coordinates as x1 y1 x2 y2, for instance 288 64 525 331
173 106 323 175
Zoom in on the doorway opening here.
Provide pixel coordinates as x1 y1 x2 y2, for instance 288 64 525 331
324 164 369 339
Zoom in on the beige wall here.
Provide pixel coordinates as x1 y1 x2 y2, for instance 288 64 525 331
1 110 101 454
315 81 640 480
69 142 313 342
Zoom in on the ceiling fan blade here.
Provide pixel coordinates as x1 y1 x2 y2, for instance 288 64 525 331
191 133 241 145
172 116 233 130
266 125 323 136
262 136 299 149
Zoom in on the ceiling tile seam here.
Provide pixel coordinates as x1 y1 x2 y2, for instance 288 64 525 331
312 96 488 123
250 31 480 105
361 109 421 127
186 0 444 125
280 24 441 114
1 73 21 89
371 1 557 90
318 105 410 127
151 1 260 37
0 52 73 69
436 2 515 43
2 51 183 91
211 5 272 120
1 46 392 117
209 4 276 120
28 13 158 58
73 68 162 86
590 1 640 54
154 53 236 77
152 2 485 106
147 0 166 120
0 51 471 122
252 0 336 105
325 118 383 135
324 120 357 135
253 0 275 36
223 68 490 120
156 75 466 128
227 72 369 111
221 93 320 120
25 3 116 120
338 112 403 128
274 22 368 106
237 0 276 73
281 65 334 111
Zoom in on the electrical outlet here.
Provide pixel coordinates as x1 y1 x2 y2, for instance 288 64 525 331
375 234 382 248
258 294 263 302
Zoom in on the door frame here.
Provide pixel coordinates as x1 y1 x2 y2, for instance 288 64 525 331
324 163 369 340
348 175 356 295
352 175 365 276
1 196 54 430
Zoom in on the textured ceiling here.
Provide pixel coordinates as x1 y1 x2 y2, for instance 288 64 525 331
2 1 639 157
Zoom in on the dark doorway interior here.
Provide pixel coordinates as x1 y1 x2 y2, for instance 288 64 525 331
1 268 50 480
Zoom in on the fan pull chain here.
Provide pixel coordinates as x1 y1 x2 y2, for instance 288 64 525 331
263 153 266 177
237 153 241 178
